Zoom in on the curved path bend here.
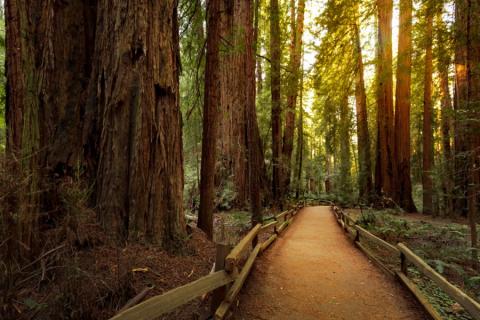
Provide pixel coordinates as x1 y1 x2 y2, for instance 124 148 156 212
233 206 428 320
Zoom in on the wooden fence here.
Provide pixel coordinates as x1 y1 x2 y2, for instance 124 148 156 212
332 206 480 320
110 203 304 320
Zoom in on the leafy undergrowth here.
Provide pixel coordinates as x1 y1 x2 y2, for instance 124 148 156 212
351 209 479 319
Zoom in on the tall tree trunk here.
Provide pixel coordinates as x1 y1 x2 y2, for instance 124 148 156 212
254 0 263 95
270 0 282 207
198 0 222 239
466 0 479 267
394 0 417 212
339 95 352 193
246 0 262 225
422 6 434 215
294 80 304 199
281 0 305 195
89 1 185 245
353 22 373 203
454 0 469 217
436 11 454 217
5 0 96 251
375 0 395 200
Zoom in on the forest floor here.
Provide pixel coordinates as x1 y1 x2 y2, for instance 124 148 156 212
345 207 479 320
3 215 216 320
232 206 428 320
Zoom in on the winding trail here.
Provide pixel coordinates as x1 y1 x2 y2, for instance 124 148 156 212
233 206 428 320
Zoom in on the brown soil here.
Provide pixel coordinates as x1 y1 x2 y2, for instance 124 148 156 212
233 206 429 320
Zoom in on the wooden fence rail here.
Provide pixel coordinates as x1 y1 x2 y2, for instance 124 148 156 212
332 205 480 320
110 203 304 320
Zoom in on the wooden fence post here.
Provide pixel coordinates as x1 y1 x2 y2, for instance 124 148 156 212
211 244 231 313
400 252 408 276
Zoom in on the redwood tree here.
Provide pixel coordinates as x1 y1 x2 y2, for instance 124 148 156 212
282 0 306 195
198 0 222 239
6 0 186 248
353 20 373 202
394 0 417 212
270 0 282 206
422 5 434 215
375 0 395 200
5 0 96 249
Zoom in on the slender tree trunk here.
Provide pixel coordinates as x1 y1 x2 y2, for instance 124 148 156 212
199 0 222 239
339 95 352 193
422 6 434 215
270 0 282 207
246 0 262 225
281 0 305 195
454 0 469 217
436 12 454 217
375 0 395 200
394 0 417 212
466 0 479 267
254 0 263 95
294 73 304 199
353 22 373 203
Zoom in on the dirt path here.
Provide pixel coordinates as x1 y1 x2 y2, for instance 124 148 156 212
233 206 429 320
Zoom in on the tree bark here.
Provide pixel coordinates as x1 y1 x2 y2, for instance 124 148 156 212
375 0 395 200
89 1 185 245
353 21 373 203
246 0 263 225
422 6 434 215
270 0 282 207
198 0 222 239
281 0 305 195
436 11 454 217
5 0 97 250
454 0 469 217
394 0 417 212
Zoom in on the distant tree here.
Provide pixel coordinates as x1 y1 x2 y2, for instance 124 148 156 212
353 15 373 203
282 0 306 195
375 0 395 201
270 0 282 207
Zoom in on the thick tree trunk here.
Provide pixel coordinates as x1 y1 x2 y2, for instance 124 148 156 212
281 0 305 195
5 0 96 250
353 22 373 203
394 0 417 212
198 0 222 239
375 0 395 200
422 7 434 215
90 1 185 245
270 0 282 207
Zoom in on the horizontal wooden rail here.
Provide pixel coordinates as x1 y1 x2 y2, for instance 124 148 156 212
215 244 262 319
332 206 479 320
354 225 399 254
110 271 233 320
398 243 480 319
396 271 443 320
112 205 304 320
225 223 261 272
